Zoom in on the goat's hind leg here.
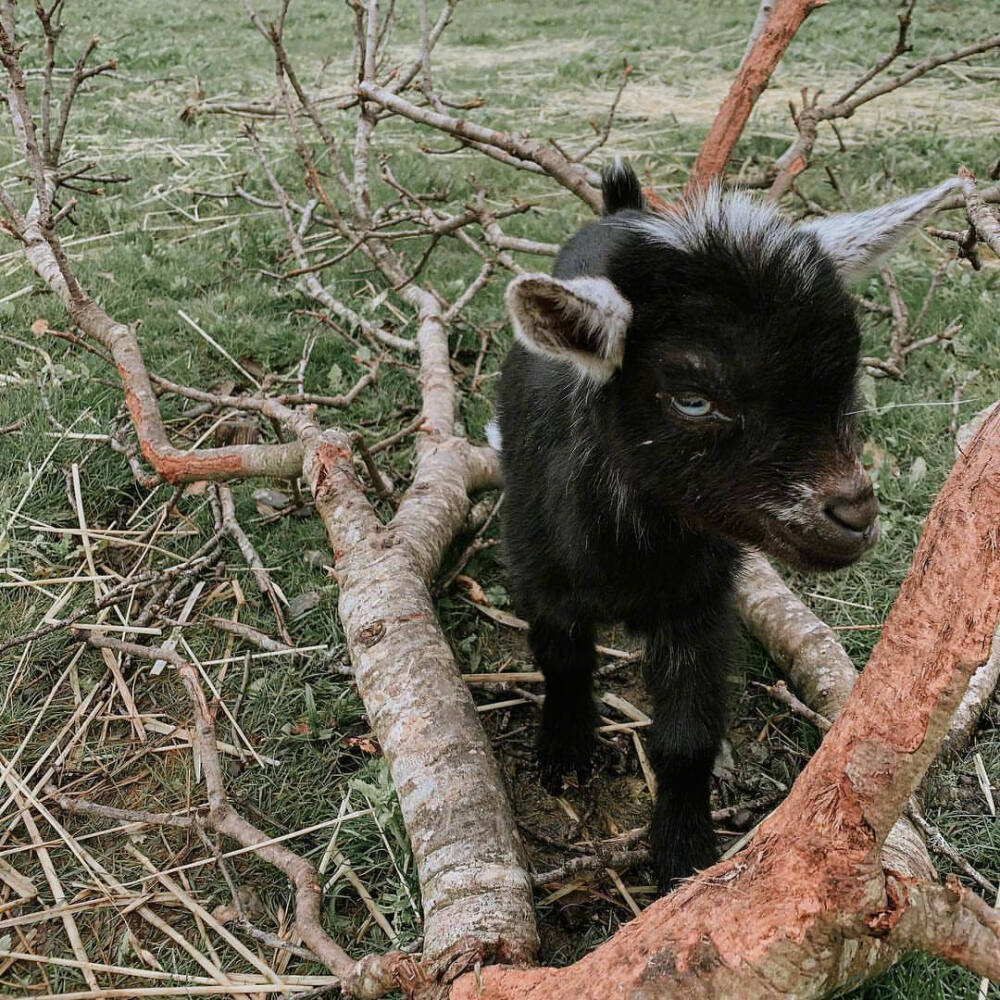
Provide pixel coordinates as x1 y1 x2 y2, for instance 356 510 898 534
529 618 598 794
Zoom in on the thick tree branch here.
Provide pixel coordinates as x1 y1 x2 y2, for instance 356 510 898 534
736 549 857 716
893 875 1000 983
452 407 1000 998
686 0 827 193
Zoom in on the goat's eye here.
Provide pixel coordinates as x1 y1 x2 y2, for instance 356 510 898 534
671 394 714 418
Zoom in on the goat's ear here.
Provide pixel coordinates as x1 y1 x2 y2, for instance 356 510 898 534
801 179 957 285
506 273 631 381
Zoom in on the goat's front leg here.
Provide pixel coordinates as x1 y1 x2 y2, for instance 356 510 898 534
529 618 597 794
643 621 730 893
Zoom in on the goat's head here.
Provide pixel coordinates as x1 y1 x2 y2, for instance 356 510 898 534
506 160 956 571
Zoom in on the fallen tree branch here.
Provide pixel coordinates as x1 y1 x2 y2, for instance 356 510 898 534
215 484 292 642
3 3 538 978
531 848 650 888
736 549 857 716
938 182 1000 212
79 633 410 999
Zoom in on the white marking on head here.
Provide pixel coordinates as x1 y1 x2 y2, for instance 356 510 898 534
619 178 958 290
762 482 821 529
621 181 820 285
793 481 817 502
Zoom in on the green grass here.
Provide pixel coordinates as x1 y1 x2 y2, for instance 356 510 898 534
1 1 998 997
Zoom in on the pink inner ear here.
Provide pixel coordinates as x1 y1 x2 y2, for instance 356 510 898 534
508 274 631 381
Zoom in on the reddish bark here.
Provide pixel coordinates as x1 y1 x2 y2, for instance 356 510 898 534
685 0 827 195
19 202 305 483
452 406 1000 999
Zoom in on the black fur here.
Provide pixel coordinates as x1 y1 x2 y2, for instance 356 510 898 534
602 158 646 215
494 161 878 891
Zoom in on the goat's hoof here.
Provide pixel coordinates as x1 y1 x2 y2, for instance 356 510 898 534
653 836 718 895
536 733 594 795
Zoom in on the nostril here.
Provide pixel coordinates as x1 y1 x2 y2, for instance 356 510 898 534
824 494 878 534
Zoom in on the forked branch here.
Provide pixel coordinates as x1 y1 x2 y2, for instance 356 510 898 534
78 633 410 999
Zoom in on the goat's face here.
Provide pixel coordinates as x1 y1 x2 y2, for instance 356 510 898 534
612 253 877 572
505 168 957 571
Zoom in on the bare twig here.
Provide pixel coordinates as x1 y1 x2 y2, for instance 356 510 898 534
753 680 832 731
532 848 650 887
907 807 998 897
762 14 1000 199
356 81 601 212
926 225 982 270
958 165 1000 256
80 633 409 998
47 787 203 830
571 61 633 163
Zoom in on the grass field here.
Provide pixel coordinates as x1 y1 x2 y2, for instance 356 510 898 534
1 0 998 997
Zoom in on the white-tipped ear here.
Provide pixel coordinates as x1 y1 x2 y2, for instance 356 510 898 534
506 273 631 382
801 178 958 285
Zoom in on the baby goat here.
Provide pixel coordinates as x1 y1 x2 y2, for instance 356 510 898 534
491 161 955 890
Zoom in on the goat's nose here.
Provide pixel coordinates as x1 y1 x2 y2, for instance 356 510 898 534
823 479 879 536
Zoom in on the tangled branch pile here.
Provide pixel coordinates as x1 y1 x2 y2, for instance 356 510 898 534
1 0 998 997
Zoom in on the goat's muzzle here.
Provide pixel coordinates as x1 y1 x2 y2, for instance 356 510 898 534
772 465 879 571
741 459 879 572
822 475 879 542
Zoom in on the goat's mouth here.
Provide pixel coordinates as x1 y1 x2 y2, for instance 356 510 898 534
757 517 879 572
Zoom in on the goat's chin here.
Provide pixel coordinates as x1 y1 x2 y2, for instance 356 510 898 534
765 539 862 573
756 521 877 573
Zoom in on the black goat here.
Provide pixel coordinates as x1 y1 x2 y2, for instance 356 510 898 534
491 160 955 890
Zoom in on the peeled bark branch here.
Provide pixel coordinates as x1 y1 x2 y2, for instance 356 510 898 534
942 625 1000 757
893 875 1000 983
452 406 1000 998
686 0 827 193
